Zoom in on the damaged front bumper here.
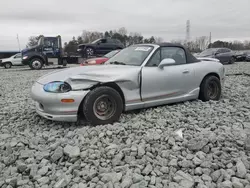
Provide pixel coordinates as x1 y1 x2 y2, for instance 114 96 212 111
31 82 90 122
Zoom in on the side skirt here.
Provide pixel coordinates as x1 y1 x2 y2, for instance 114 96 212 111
125 88 200 111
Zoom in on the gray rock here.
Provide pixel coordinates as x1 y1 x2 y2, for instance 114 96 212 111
220 180 232 188
106 130 113 136
210 170 221 182
150 176 156 185
63 145 80 158
5 178 17 187
54 178 68 188
132 173 144 183
78 183 87 188
37 177 50 185
101 172 123 183
17 162 27 173
30 164 38 178
173 170 194 184
37 166 49 176
160 166 169 174
121 176 132 188
236 160 247 178
142 164 153 175
232 177 244 188
51 147 63 162
137 145 145 157
187 138 209 151
194 167 202 175
168 182 180 188
193 157 202 165
169 159 178 167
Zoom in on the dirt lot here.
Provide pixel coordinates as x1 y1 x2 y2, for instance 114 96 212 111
0 62 250 188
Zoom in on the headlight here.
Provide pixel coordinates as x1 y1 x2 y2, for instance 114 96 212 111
43 81 72 93
22 56 28 60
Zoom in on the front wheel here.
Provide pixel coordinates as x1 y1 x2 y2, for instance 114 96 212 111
85 47 94 57
82 86 123 125
4 62 12 69
29 58 43 70
199 75 221 102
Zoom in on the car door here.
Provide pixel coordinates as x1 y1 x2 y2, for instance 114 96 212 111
215 49 228 63
141 46 195 108
42 37 59 59
12 53 22 65
96 39 112 55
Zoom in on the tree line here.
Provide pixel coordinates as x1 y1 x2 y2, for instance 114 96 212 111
27 27 250 54
63 27 164 55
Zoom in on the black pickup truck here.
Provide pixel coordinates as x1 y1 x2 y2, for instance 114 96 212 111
77 38 124 58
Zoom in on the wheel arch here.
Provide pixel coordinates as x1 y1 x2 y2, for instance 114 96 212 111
30 56 46 64
77 82 126 119
199 72 220 87
3 61 13 65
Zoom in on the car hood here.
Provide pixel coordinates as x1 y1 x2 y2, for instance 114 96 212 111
197 57 220 62
0 57 10 62
196 54 214 58
36 65 141 89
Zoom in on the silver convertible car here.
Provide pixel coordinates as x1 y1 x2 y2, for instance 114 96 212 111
31 43 225 125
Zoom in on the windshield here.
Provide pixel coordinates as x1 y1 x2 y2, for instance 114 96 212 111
91 39 101 44
105 45 154 66
200 48 217 56
104 50 120 58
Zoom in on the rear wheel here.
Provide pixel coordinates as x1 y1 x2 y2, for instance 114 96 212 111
199 75 221 101
29 58 43 70
4 62 12 69
82 86 123 125
229 57 235 64
62 59 67 67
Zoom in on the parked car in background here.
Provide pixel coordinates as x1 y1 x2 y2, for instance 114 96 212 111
0 53 22 69
197 48 236 64
246 53 250 62
80 50 120 66
77 38 124 57
30 43 225 125
235 51 247 62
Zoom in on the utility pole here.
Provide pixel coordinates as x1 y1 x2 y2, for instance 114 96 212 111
17 34 21 52
209 32 212 44
186 20 190 43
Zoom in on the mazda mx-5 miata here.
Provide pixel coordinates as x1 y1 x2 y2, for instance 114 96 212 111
31 43 225 125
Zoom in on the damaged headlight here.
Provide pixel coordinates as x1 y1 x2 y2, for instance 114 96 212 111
43 81 72 93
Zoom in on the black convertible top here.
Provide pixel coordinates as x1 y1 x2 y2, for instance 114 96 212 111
157 42 200 63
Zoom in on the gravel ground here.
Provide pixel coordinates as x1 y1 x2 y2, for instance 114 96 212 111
0 62 250 188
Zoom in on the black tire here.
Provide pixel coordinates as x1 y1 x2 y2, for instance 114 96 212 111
29 58 43 70
199 75 221 102
4 62 12 69
85 47 94 57
62 59 67 67
228 57 235 64
82 86 123 125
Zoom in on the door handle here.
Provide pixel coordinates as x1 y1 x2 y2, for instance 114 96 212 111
183 69 190 74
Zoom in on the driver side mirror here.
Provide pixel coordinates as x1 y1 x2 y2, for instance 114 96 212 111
158 58 176 69
215 52 219 56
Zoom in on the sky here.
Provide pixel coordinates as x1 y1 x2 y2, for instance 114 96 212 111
0 0 250 51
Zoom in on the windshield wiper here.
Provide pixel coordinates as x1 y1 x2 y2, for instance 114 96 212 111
109 61 126 65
